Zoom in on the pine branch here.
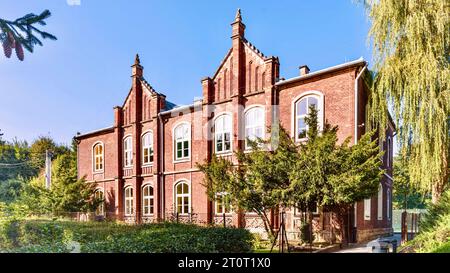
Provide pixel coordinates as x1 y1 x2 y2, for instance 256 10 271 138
0 9 57 61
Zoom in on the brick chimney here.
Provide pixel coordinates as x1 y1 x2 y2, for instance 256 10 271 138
201 77 213 104
299 65 310 76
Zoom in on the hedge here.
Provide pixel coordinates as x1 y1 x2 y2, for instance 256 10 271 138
0 219 254 253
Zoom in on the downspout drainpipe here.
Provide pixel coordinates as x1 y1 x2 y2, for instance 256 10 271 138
158 113 165 220
354 64 368 144
353 63 368 236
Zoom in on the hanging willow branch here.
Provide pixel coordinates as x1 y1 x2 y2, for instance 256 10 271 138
0 9 57 61
359 0 450 202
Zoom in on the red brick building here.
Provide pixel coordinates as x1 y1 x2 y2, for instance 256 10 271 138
75 10 394 242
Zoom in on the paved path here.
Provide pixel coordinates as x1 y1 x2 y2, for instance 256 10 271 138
334 234 402 253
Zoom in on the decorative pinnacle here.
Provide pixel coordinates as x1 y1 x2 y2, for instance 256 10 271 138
235 8 242 22
134 53 140 65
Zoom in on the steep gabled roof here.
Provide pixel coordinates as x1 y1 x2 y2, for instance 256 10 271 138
212 48 232 79
242 38 267 59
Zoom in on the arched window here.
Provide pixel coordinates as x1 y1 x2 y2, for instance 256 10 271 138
174 123 190 161
124 187 134 216
93 143 104 172
364 198 371 220
387 136 391 168
295 95 320 140
142 132 154 165
175 181 190 214
244 107 264 149
215 192 232 214
387 188 391 220
142 184 154 215
95 190 104 216
123 136 133 167
377 184 383 220
214 114 232 153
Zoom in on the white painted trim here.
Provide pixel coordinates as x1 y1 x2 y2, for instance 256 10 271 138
243 105 265 150
172 121 191 162
94 188 105 216
173 179 192 215
92 141 104 173
213 112 233 154
122 134 133 168
364 198 371 221
354 64 368 144
387 188 391 220
141 130 154 166
124 186 134 216
141 183 155 216
387 136 391 168
290 91 324 142
377 183 383 220
276 57 365 86
214 192 233 215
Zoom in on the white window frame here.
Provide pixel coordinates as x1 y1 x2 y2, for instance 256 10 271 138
244 106 265 150
215 192 232 214
377 184 383 220
387 136 391 168
364 198 371 220
123 136 133 168
124 186 134 216
92 142 104 173
291 91 324 142
142 184 154 216
94 189 104 216
173 122 191 162
141 131 154 166
387 188 391 220
214 114 232 154
174 180 191 215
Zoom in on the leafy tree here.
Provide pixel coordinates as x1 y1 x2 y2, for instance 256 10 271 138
0 139 35 182
0 178 26 204
359 0 449 203
0 10 56 61
29 136 69 172
393 154 430 209
49 152 98 214
17 146 98 215
198 126 298 242
287 106 383 243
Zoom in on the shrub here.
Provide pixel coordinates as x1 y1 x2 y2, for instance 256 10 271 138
0 219 255 253
404 190 450 253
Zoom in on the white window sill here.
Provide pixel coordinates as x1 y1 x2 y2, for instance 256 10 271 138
216 151 233 156
173 158 190 163
214 212 234 216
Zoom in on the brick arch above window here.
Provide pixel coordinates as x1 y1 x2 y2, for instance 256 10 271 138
92 141 104 173
213 113 233 154
291 91 325 141
172 122 191 162
173 179 191 215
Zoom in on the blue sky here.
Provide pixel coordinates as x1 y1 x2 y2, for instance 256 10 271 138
0 0 372 146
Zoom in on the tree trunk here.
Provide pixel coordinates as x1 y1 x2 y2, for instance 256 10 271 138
258 210 275 244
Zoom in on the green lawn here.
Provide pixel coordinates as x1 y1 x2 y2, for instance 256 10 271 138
0 218 254 253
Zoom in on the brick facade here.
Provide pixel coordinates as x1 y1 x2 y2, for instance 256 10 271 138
75 10 394 242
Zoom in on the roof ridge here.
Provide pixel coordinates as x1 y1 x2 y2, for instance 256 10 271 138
140 77 161 96
243 38 265 59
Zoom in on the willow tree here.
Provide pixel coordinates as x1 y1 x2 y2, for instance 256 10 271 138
361 0 450 203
